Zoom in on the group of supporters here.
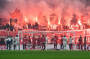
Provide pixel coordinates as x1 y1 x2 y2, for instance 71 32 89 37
5 35 19 50
22 34 47 50
3 34 47 50
0 34 88 50
53 35 87 50
55 35 87 50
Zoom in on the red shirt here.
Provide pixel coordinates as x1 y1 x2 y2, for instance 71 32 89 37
32 37 36 44
61 38 63 44
41 37 46 43
23 37 27 44
54 36 58 43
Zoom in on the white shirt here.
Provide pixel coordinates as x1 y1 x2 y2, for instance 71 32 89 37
63 37 67 44
69 37 72 44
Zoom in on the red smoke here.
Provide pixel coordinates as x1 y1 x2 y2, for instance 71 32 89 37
1 0 90 29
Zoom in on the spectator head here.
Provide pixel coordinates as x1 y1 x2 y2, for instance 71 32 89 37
64 35 66 37
70 36 72 38
16 35 18 37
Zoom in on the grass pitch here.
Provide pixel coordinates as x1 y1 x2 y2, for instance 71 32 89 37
0 50 90 59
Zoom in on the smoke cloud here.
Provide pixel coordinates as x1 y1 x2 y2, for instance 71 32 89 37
0 0 90 25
